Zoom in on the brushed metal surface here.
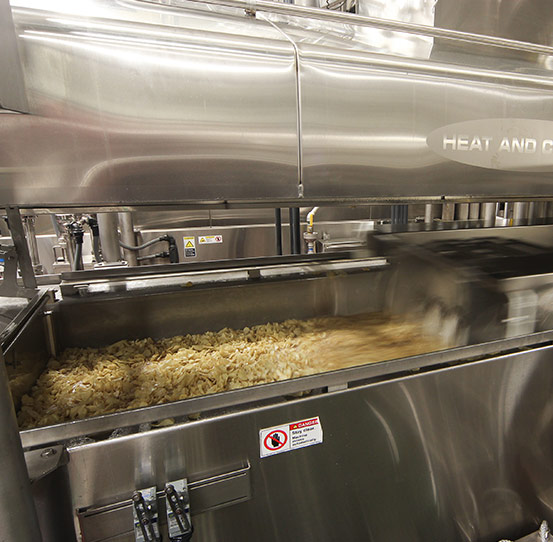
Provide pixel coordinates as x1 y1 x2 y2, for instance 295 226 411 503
3 0 299 206
63 347 553 542
298 46 553 199
0 350 42 540
0 0 28 112
4 0 553 206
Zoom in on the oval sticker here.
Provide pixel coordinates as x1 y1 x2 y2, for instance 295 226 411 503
426 118 553 172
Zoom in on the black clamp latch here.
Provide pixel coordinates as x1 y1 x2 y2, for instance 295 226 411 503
132 487 161 542
165 479 193 541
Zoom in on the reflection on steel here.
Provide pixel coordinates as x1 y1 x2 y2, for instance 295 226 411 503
118 212 138 267
97 213 121 263
3 0 553 206
4 207 37 296
0 0 28 112
64 347 553 541
0 352 42 540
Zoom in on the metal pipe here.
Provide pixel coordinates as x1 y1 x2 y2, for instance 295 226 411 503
274 208 282 256
469 203 480 220
535 201 547 222
0 354 43 541
547 202 553 220
139 0 553 58
118 212 138 266
391 204 408 225
513 202 529 226
442 203 455 222
72 240 83 271
289 208 301 254
97 213 121 263
482 202 497 227
424 204 440 223
528 201 537 226
457 203 469 221
22 215 43 274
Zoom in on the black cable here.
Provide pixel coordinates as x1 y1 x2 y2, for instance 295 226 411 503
120 234 179 263
275 208 282 256
136 251 170 262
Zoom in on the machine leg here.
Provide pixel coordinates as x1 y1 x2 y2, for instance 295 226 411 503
98 213 122 263
119 212 138 266
0 354 42 541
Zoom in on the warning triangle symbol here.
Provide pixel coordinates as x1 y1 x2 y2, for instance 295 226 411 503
185 241 194 248
200 237 206 242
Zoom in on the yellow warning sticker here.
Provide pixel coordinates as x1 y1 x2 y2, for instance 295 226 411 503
183 236 196 258
198 235 223 245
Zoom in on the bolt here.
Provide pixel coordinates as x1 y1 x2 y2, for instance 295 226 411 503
166 484 175 494
141 518 150 525
132 491 142 502
40 448 57 458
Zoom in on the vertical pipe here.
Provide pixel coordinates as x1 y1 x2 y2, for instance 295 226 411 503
425 204 441 223
482 202 497 227
22 216 43 274
0 354 43 541
97 213 121 263
442 203 456 222
424 204 433 223
289 208 301 255
391 204 408 225
457 203 469 221
274 208 282 256
528 201 537 226
118 212 138 266
546 201 553 221
535 201 547 222
513 202 529 226
469 203 480 220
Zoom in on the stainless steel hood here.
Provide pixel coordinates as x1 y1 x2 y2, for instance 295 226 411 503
3 0 553 208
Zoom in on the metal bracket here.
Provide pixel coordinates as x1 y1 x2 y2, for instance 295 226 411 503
132 487 161 542
0 244 35 298
24 445 67 483
165 479 193 541
1 207 38 298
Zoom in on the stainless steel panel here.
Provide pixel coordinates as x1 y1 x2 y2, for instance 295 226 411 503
0 0 28 112
434 0 553 47
78 461 251 542
52 271 387 346
63 347 553 542
299 46 553 199
1 0 299 206
0 349 42 540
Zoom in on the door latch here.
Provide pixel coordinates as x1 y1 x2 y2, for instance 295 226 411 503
165 479 193 541
132 487 161 542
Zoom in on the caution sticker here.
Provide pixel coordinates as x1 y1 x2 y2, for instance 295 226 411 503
183 236 196 258
260 417 323 458
198 235 223 245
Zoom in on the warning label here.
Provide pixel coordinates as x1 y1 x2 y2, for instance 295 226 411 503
183 236 196 258
198 235 223 245
260 417 323 458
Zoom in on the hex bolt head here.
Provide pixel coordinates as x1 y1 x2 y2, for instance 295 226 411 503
40 448 57 458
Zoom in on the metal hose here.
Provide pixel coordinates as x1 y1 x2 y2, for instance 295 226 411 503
120 235 170 251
